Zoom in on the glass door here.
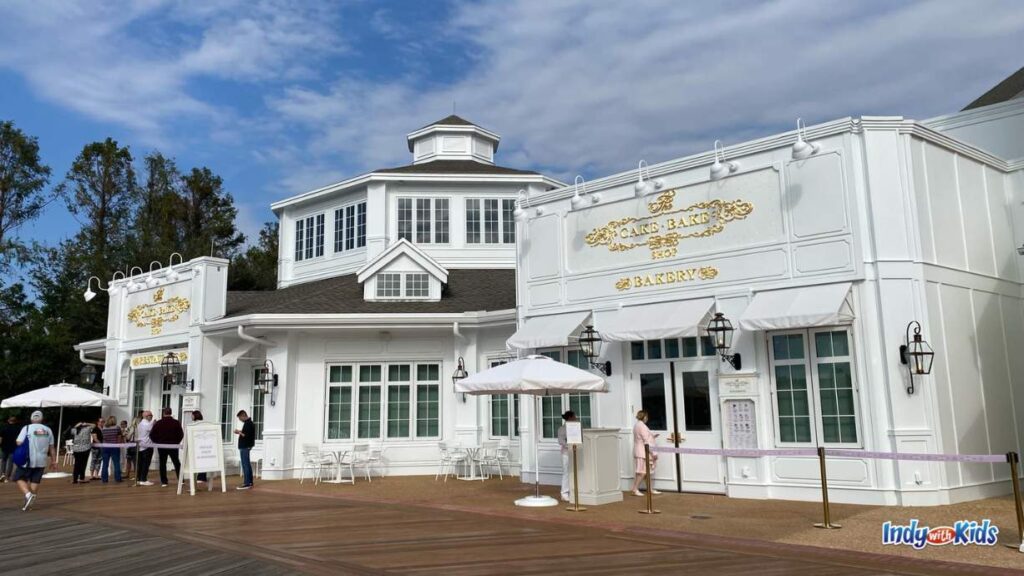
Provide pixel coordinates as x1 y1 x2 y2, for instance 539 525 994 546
674 364 725 493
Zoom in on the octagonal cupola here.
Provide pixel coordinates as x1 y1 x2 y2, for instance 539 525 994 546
406 115 501 165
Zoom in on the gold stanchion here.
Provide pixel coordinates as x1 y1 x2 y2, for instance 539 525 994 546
566 444 586 512
813 446 840 529
1005 452 1024 551
638 444 660 514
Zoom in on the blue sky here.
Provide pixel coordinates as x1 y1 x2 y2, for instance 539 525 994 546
1 0 1022 253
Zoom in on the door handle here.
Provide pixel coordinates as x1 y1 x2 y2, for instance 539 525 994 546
667 432 686 443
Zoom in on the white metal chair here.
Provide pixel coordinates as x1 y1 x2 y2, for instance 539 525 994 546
474 440 501 479
366 445 386 479
298 444 334 485
495 443 513 478
62 440 74 467
435 441 467 482
351 444 373 482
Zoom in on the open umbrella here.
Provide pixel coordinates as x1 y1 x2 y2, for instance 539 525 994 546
2 383 118 478
456 355 608 507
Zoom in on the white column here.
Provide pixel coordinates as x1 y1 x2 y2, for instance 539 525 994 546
366 181 388 259
259 332 298 479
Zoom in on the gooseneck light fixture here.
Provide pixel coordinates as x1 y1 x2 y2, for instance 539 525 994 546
792 118 821 160
577 325 612 376
634 160 665 196
255 359 279 406
709 140 739 181
705 312 742 370
899 321 934 395
513 189 528 221
452 356 469 403
83 276 107 302
569 175 600 210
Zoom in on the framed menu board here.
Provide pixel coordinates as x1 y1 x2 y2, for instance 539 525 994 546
724 399 757 450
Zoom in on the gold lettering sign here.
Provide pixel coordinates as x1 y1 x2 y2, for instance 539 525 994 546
585 190 754 260
127 287 191 336
615 266 719 291
130 351 189 369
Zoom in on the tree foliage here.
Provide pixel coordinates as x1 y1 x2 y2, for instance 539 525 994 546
229 221 279 291
0 120 51 262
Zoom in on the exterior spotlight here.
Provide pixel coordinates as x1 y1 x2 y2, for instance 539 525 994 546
570 176 586 209
634 160 665 196
706 312 741 370
146 276 159 288
452 356 469 403
535 207 545 217
792 118 820 160
710 140 739 181
109 271 125 295
577 325 611 376
899 321 934 395
514 189 528 222
1017 244 1024 256
84 276 105 302
166 268 179 282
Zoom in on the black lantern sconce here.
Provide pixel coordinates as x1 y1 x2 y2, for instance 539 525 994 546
706 312 742 370
899 321 934 395
160 352 194 392
452 356 469 403
255 359 279 406
577 325 612 376
80 364 97 388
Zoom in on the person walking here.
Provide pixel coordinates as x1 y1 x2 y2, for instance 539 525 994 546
150 407 183 487
88 417 103 481
557 410 577 502
100 416 124 483
124 417 139 480
0 416 21 482
630 410 661 497
190 411 207 484
233 410 255 490
70 422 94 483
136 411 155 486
13 411 56 510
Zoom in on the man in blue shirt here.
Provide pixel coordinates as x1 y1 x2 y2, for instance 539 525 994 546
14 411 56 511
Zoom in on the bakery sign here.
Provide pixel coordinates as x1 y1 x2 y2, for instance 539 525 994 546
584 190 754 261
125 286 191 337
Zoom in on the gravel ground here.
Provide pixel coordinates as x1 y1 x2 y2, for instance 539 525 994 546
263 475 1024 572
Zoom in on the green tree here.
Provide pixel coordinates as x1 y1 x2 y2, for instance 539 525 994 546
132 151 183 265
180 167 245 260
229 221 279 290
0 120 51 263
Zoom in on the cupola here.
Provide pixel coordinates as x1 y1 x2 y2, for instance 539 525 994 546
406 115 500 165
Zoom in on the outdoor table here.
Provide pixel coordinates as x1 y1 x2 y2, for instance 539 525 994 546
323 448 354 484
457 445 487 481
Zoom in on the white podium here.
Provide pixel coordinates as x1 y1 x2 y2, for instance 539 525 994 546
576 428 623 506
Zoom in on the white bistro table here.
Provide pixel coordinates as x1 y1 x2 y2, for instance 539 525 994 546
457 445 487 481
322 448 354 484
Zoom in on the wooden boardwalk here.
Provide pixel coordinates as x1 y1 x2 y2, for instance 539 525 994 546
1 480 1013 576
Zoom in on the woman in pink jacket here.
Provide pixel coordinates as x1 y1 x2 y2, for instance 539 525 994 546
631 410 661 496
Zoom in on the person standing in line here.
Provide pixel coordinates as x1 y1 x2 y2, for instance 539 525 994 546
149 407 183 487
557 411 576 502
123 417 139 480
190 411 207 484
136 411 155 486
0 416 21 482
13 411 56 510
233 410 255 490
630 410 661 497
100 416 124 483
70 422 94 483
88 417 103 481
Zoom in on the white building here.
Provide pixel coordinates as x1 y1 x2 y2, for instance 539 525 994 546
77 115 562 479
512 71 1024 506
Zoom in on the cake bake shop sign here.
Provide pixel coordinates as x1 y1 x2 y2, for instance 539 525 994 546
584 190 754 261
126 287 191 336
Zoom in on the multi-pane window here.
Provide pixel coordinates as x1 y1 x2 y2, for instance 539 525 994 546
631 336 716 361
398 198 449 244
538 349 594 438
334 201 367 253
326 362 440 440
132 375 146 419
251 367 265 441
376 273 401 298
405 273 429 298
769 329 858 446
161 375 172 410
220 368 234 442
294 214 324 261
489 359 520 438
466 198 517 244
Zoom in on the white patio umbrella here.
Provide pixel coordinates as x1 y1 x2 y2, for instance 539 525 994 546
455 355 608 507
1 382 118 478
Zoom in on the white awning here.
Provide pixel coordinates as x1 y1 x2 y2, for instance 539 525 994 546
596 298 715 342
219 341 260 367
738 283 853 332
507 311 590 350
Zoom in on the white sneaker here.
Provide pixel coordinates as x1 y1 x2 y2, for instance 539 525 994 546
632 490 643 496
160 484 168 487
650 489 662 495
22 493 35 511
138 481 154 486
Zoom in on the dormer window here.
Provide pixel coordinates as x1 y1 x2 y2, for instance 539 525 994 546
375 272 431 299
466 198 517 244
397 198 449 244
295 214 325 262
376 273 402 298
358 239 448 303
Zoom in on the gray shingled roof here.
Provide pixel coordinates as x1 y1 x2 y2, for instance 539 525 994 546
375 159 538 176
417 114 478 130
963 66 1024 110
226 269 516 316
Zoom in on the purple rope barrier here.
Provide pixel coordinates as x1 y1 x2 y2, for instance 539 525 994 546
650 445 1006 463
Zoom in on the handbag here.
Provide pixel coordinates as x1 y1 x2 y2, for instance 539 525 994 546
12 426 31 468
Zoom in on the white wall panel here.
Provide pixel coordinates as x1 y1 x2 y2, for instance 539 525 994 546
923 144 967 269
956 156 996 276
985 168 1017 280
972 291 1015 476
925 281 960 485
910 139 936 263
786 152 849 238
1000 295 1024 458
525 215 561 279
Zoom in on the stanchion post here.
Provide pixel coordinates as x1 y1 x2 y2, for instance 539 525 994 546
1005 452 1024 551
813 446 841 529
132 441 141 488
638 444 660 515
566 444 586 512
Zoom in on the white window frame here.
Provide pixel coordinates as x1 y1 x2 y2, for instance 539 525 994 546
333 200 367 254
487 357 520 439
374 272 433 300
466 197 517 245
219 367 234 442
397 197 450 244
537 348 595 439
767 327 862 448
376 272 402 298
294 213 325 262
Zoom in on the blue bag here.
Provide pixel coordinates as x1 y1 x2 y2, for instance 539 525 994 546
12 426 31 468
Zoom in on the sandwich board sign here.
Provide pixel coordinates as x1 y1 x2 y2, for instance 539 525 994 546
177 421 226 495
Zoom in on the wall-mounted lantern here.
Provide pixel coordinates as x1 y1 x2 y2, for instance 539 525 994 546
255 359 279 406
452 356 469 403
160 352 194 392
900 321 934 394
577 325 612 376
706 312 742 370
80 364 97 387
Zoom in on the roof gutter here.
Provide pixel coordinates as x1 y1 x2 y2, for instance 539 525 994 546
79 349 104 367
237 325 277 348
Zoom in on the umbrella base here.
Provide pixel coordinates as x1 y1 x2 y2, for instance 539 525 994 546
515 495 559 507
42 472 71 479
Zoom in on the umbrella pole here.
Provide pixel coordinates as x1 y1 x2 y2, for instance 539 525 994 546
534 395 541 498
57 407 63 471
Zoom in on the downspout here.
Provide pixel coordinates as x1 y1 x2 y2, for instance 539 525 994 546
79 350 104 366
237 325 276 347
